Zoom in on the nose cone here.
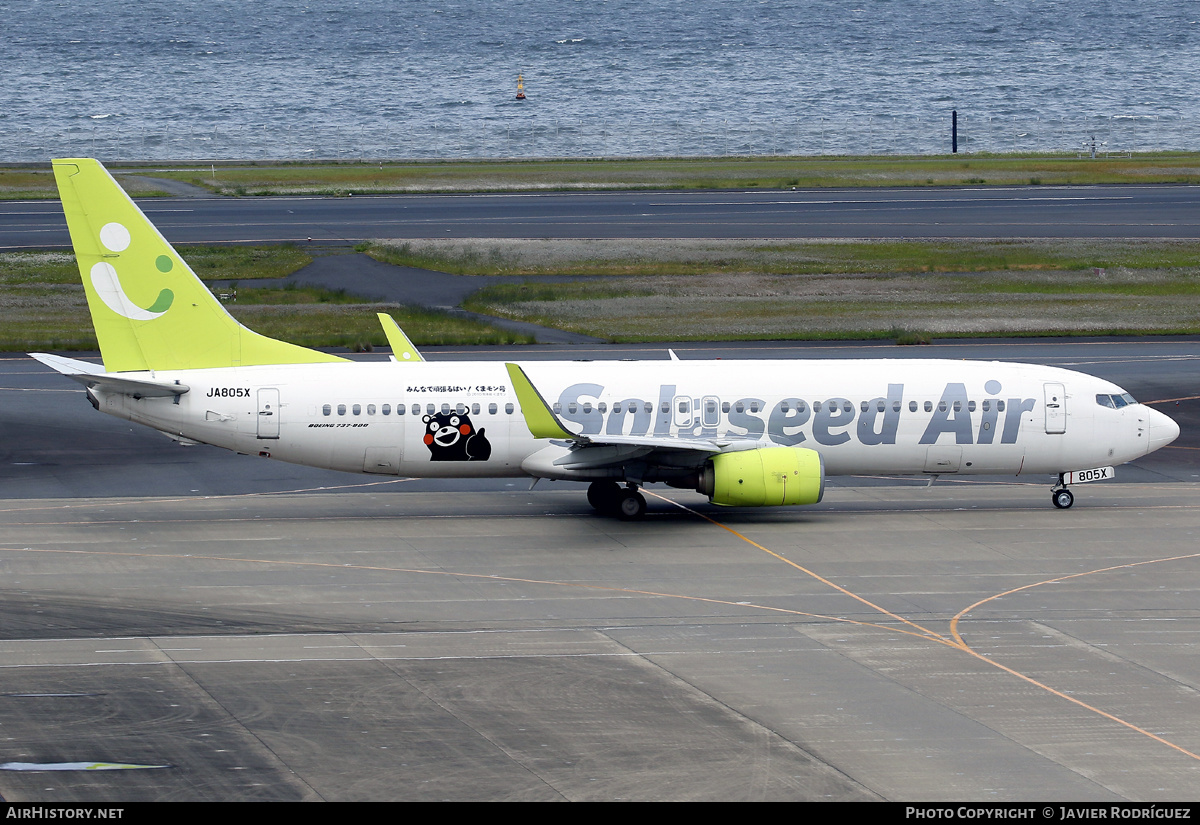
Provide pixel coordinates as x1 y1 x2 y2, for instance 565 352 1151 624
1147 407 1181 454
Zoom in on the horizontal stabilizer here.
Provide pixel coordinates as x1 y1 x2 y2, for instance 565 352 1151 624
29 353 188 398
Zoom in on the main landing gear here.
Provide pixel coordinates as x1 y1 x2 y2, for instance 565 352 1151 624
587 480 647 520
1051 478 1075 510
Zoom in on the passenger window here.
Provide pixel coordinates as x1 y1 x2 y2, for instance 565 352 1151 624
997 400 1006 412
489 403 498 415
383 404 392 415
441 403 450 415
968 401 975 412
952 401 961 412
553 403 562 413
909 401 918 412
322 404 331 416
644 402 652 413
367 404 376 415
337 404 347 416
860 401 868 412
982 400 991 412
736 402 745 413
353 404 362 416
505 403 515 414
613 402 623 414
426 404 434 415
456 403 466 415
722 402 730 413
598 402 607 413
924 401 932 412
472 403 480 415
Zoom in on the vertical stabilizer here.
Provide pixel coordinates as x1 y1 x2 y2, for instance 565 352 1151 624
52 158 345 372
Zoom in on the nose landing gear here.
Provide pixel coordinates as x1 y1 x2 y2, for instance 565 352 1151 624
1051 480 1074 510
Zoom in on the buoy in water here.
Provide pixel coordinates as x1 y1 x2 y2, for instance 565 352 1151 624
515 73 526 100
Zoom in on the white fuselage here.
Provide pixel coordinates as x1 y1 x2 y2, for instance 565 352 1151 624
88 358 1174 483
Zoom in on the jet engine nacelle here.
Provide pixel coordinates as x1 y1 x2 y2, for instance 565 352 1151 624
699 446 825 507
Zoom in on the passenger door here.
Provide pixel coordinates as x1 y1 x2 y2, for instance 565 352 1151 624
1044 383 1066 434
257 388 280 439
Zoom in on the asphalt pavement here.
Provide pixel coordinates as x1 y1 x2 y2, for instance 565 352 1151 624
4 184 1200 249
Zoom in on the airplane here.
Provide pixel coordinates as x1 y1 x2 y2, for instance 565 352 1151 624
32 158 1180 519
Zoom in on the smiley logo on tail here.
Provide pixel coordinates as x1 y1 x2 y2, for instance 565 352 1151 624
90 222 174 321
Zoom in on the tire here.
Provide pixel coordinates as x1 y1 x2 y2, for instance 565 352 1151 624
616 490 647 520
1052 489 1074 509
587 481 622 513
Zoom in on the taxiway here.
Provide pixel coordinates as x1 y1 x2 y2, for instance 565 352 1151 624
1 339 1197 801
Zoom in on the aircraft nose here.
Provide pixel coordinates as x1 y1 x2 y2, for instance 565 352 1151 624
1146 407 1181 454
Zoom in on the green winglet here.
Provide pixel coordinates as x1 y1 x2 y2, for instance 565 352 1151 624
377 313 424 362
505 363 576 440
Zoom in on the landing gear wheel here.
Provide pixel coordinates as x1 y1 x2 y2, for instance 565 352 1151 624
587 480 622 514
1052 488 1074 509
616 489 647 520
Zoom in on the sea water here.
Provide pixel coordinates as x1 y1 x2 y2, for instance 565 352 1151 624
4 0 1198 161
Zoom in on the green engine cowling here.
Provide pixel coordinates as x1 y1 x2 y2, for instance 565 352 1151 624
699 447 825 507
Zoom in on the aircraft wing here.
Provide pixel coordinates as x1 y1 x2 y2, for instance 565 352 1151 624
30 353 189 398
505 362 756 477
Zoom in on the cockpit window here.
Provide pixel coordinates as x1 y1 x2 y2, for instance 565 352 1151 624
1097 393 1137 409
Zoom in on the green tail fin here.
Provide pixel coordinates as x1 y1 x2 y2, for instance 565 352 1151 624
52 158 346 372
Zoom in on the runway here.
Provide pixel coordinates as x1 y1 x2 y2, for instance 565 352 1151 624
4 183 1200 249
1 340 1198 801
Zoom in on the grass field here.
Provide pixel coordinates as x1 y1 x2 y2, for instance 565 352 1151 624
7 237 1198 349
369 237 1200 276
463 270 1200 342
0 248 532 352
375 238 1200 342
5 152 1200 198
